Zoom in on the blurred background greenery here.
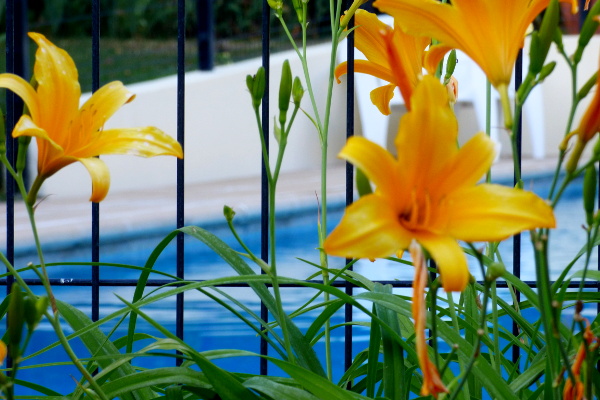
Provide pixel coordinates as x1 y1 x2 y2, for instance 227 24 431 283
0 0 332 92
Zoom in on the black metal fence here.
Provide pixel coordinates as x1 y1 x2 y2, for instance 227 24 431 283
1 0 599 394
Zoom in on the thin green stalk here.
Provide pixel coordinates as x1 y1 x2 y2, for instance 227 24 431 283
429 283 440 369
253 107 273 183
531 232 560 398
491 281 502 373
548 51 578 200
0 154 110 399
448 280 491 400
267 185 296 365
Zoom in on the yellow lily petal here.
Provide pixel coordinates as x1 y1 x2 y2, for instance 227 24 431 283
12 115 62 151
445 184 556 242
375 0 556 88
78 157 111 203
0 74 40 121
80 127 183 158
324 194 411 259
29 32 81 140
74 81 135 139
339 136 399 200
395 76 458 188
433 132 495 195
354 10 392 69
424 44 452 76
417 233 469 292
370 84 396 115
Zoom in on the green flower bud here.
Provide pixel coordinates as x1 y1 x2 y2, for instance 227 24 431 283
577 71 598 102
355 168 372 197
292 0 304 24
8 283 25 353
575 0 600 64
486 262 506 282
246 67 266 109
16 136 31 174
339 0 369 30
537 62 556 83
279 60 292 125
443 49 457 85
292 77 304 107
583 164 597 226
529 0 558 75
223 205 236 223
23 295 48 332
267 0 282 12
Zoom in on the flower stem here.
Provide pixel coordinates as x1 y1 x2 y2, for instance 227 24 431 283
531 232 560 398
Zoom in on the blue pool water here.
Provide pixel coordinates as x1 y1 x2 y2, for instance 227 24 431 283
7 173 599 396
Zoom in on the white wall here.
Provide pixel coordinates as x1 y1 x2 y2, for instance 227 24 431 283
32 35 600 201
35 43 349 200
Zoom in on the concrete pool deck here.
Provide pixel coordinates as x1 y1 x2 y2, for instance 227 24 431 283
2 156 559 252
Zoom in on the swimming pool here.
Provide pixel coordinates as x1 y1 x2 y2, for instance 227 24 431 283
8 173 598 395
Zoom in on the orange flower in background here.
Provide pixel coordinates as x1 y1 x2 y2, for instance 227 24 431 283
373 0 563 92
0 340 6 365
563 323 598 400
410 242 448 398
0 33 183 203
564 54 600 172
323 76 556 292
335 10 432 114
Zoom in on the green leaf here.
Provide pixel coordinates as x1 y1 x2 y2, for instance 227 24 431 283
57 300 156 400
268 358 370 400
116 295 262 400
244 376 319 400
99 367 213 399
128 230 179 354
180 225 326 377
373 283 405 400
355 168 372 197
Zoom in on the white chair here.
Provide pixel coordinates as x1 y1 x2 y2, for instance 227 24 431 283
337 14 546 159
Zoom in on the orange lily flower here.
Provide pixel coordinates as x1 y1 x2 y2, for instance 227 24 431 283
323 76 555 292
410 242 448 398
564 55 600 172
0 33 183 203
335 10 433 114
0 340 6 366
373 0 567 96
563 323 598 400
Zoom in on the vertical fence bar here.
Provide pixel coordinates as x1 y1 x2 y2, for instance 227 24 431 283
343 3 355 377
176 0 186 366
260 0 270 376
197 0 214 71
5 0 26 375
91 0 101 324
511 49 524 365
